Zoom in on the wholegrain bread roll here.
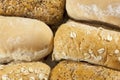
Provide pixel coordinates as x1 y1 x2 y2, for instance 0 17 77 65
0 16 53 63
0 0 65 25
0 62 50 80
50 61 120 80
66 0 120 27
52 20 120 70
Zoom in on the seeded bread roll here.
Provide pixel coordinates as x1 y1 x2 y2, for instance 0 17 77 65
0 16 53 63
0 62 50 80
66 0 120 27
0 0 65 25
52 20 120 70
50 61 120 80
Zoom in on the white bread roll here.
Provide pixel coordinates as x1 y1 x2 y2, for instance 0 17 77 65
0 62 50 80
66 0 120 27
52 20 120 70
50 61 120 80
0 16 53 63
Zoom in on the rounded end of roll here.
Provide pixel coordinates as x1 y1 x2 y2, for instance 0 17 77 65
0 16 53 63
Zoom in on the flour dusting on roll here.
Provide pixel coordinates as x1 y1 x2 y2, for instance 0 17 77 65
66 0 120 27
0 16 53 63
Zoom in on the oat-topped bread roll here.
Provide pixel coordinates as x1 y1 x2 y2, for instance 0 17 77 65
0 16 53 63
0 62 50 80
52 20 120 70
50 61 120 80
0 0 65 25
66 0 120 26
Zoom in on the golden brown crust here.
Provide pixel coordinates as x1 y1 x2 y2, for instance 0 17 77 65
0 62 50 80
50 61 120 80
0 0 65 25
66 0 120 27
53 20 120 70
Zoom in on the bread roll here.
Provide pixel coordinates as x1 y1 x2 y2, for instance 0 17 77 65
50 61 120 80
0 62 50 80
0 0 65 25
52 20 120 70
0 16 53 63
66 0 120 27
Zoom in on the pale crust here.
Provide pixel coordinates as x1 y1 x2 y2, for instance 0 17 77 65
50 61 120 80
53 20 120 70
0 16 53 63
66 0 120 27
0 62 50 80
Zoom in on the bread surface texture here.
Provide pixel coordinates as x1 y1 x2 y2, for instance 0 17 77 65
66 0 120 26
53 20 120 70
0 16 53 63
50 61 120 80
0 62 50 80
0 0 65 25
